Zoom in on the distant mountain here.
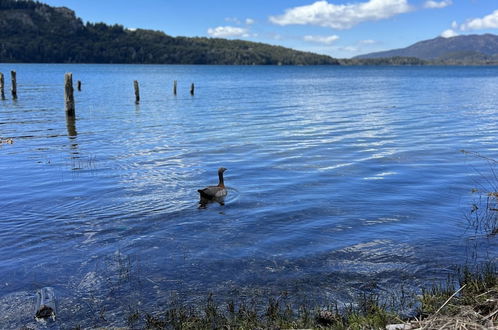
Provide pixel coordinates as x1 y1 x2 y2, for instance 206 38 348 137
355 34 498 64
0 0 339 65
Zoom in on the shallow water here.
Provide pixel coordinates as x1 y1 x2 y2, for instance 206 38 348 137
1 64 497 327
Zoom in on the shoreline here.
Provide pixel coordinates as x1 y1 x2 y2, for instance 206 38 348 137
124 265 498 329
4 265 493 329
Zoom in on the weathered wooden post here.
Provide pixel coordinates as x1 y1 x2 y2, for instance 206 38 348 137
77 80 82 91
64 73 75 116
35 287 56 321
0 73 4 99
173 80 177 96
190 83 195 96
134 80 140 104
10 70 17 99
66 113 77 137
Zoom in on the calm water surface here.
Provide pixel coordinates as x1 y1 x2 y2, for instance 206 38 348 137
1 64 497 327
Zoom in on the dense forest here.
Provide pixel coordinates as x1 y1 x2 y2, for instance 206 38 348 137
340 56 428 66
0 0 339 65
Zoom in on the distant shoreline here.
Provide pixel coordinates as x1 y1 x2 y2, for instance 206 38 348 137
2 58 498 66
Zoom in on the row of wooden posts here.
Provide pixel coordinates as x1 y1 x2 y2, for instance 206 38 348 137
133 79 195 103
65 73 195 116
0 71 195 116
0 71 17 100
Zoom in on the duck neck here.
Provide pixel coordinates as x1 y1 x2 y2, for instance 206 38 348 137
218 171 225 187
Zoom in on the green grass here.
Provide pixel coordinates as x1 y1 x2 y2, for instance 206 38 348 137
133 293 401 329
114 265 498 330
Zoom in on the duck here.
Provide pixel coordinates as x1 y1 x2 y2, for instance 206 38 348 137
198 167 228 202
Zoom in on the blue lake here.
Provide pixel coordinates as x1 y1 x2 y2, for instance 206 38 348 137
1 64 497 327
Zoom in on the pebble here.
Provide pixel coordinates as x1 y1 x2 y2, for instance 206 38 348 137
386 324 413 330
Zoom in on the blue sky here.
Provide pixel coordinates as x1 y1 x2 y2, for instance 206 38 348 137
41 0 498 58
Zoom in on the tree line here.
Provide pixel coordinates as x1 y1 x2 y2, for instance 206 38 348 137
0 0 339 65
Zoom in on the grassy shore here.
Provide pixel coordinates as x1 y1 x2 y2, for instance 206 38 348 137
114 265 497 329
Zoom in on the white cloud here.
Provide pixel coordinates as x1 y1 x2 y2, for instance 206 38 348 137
303 34 340 44
225 17 255 26
225 17 241 24
339 46 359 52
440 9 498 37
269 0 412 30
441 29 458 38
424 0 452 9
359 39 377 44
207 26 250 38
460 9 498 31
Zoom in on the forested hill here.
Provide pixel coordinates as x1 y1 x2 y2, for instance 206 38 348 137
0 0 339 65
354 34 498 65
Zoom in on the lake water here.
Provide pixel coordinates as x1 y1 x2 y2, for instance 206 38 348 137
1 64 497 327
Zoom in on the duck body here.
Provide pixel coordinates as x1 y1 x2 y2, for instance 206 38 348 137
198 167 227 205
198 186 227 199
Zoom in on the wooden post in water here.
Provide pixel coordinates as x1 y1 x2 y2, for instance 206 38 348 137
10 70 17 99
0 73 4 99
190 83 195 96
134 80 140 104
173 80 177 96
64 73 75 116
77 80 82 91
35 287 56 321
66 113 77 137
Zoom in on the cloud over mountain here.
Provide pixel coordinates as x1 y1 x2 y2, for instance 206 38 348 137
303 35 339 44
460 9 498 31
207 26 250 38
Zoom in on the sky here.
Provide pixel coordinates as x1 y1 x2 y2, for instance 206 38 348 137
40 0 498 58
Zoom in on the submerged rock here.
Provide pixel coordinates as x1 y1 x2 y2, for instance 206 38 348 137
316 310 341 326
77 271 103 293
0 291 35 328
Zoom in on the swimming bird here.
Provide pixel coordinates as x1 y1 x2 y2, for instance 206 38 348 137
198 167 228 203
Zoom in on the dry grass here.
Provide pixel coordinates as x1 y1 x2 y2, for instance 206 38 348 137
412 265 498 330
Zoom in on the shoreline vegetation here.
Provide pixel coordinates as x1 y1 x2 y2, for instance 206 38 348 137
75 265 497 329
2 1 498 66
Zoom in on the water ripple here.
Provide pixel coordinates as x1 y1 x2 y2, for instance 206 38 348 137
1 65 498 325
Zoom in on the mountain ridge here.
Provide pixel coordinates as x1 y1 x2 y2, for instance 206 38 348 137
354 34 498 63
